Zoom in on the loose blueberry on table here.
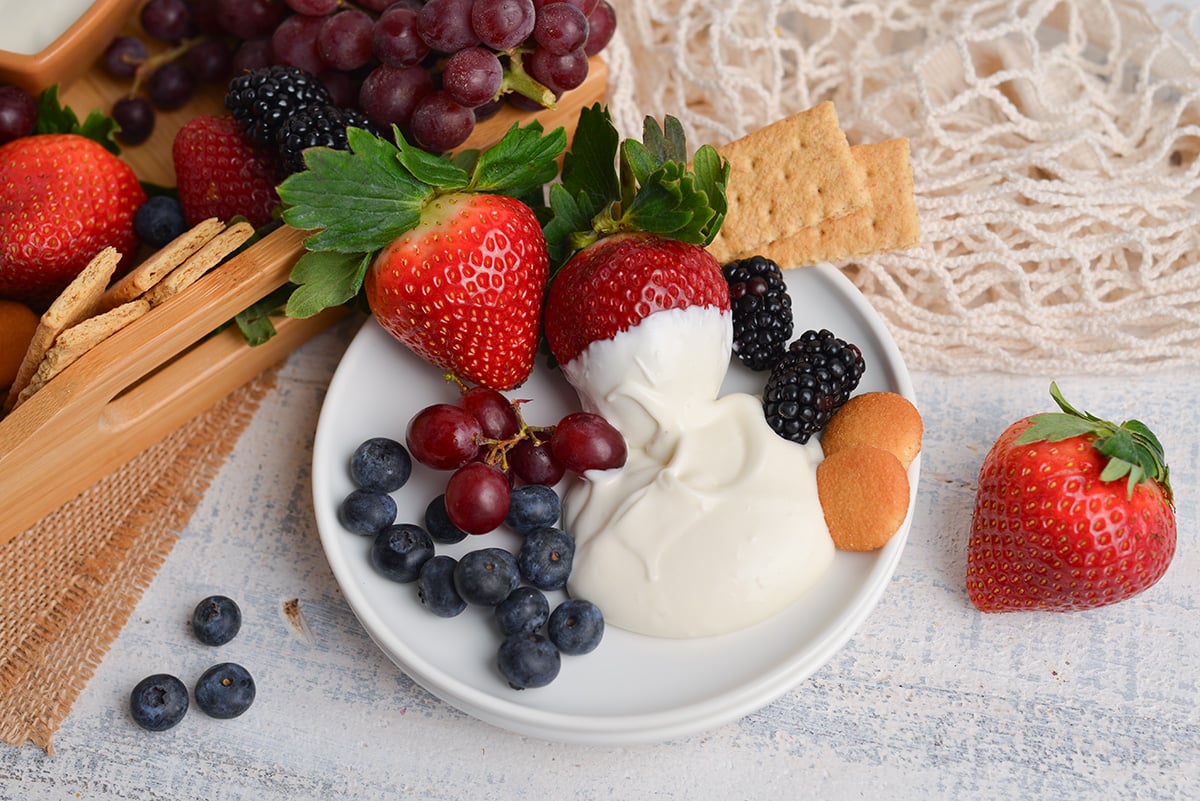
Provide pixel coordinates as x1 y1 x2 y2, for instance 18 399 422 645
191 594 242 646
129 673 189 732
194 662 256 719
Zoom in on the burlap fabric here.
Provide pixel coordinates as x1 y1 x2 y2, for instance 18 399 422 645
0 371 276 753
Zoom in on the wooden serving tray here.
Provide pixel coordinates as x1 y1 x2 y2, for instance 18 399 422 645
0 56 608 546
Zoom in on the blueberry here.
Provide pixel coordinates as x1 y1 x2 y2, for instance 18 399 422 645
547 598 604 655
191 595 242 646
129 673 189 731
133 195 187 248
497 633 561 689
424 494 468 544
453 547 520 605
504 484 561 534
517 526 575 591
350 437 412 493
417 555 467 618
370 523 435 583
338 488 396 536
194 662 256 719
494 586 549 636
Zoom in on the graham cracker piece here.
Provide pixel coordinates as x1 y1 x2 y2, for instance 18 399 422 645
18 299 152 405
144 221 254 307
759 138 920 267
97 217 225 313
707 102 869 264
3 247 121 412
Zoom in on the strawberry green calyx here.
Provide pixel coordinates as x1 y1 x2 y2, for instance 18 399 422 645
543 104 730 275
276 122 566 319
34 86 121 155
1016 382 1172 500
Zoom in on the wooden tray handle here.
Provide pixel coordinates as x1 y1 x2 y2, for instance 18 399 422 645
0 225 350 545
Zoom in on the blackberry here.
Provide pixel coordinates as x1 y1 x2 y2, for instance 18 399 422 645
277 104 377 175
722 255 793 371
225 65 332 149
762 329 865 444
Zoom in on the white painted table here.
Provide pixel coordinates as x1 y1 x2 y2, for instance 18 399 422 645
1 312 1197 801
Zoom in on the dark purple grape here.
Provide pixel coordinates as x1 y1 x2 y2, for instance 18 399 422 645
272 13 326 76
285 0 339 13
474 97 504 121
147 62 197 110
584 0 615 56
190 0 225 35
561 0 599 14
318 9 375 72
417 0 480 53
359 64 434 130
533 2 588 55
373 5 430 67
409 90 476 152
320 71 361 108
102 36 148 79
231 39 274 75
217 0 286 41
112 95 156 145
358 0 412 9
471 0 536 51
0 85 37 144
524 46 588 93
186 37 234 84
442 47 503 108
140 0 193 42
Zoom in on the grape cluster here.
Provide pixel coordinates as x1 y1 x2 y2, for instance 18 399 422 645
335 384 622 688
404 385 626 533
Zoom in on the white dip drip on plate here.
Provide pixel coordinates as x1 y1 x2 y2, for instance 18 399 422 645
561 305 835 639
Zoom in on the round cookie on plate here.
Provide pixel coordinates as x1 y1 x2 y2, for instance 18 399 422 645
816 391 922 551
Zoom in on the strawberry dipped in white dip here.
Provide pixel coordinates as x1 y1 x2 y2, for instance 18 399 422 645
543 233 835 638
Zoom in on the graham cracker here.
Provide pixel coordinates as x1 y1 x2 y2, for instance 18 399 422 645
757 138 920 267
97 217 225 313
707 102 869 264
3 247 121 412
17 299 152 405
144 221 254 307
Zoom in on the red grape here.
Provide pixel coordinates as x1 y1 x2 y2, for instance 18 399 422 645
584 0 616 56
409 90 476 152
0 85 38 144
417 0 480 53
319 9 375 71
272 13 326 76
217 0 285 41
373 5 430 68
186 38 234 83
551 412 627 473
140 0 193 42
232 38 274 74
112 95 156 145
509 437 566 486
533 2 588 55
285 0 339 14
442 47 503 108
102 36 148 79
406 403 483 470
460 386 520 440
471 0 537 51
525 46 589 93
147 62 196 110
359 64 433 129
444 462 512 534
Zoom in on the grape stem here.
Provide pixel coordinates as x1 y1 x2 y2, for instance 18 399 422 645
128 38 197 96
502 49 557 109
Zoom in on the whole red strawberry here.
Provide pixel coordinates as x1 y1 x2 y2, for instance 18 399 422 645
967 383 1176 612
0 133 145 309
543 232 730 367
365 192 548 389
277 122 567 383
173 114 282 228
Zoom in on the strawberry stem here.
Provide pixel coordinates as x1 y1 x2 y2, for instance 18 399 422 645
1017 382 1172 500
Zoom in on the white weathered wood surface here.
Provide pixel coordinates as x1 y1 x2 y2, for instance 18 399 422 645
0 312 1197 801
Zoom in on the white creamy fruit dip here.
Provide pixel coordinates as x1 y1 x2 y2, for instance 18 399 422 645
0 0 95 55
561 305 835 639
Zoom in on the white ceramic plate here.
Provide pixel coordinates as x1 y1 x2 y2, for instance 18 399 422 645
312 263 919 745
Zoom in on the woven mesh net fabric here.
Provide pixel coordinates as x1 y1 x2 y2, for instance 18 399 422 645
605 0 1200 373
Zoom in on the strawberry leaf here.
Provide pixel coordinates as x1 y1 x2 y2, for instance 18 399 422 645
231 284 292 345
34 85 121 155
1018 382 1172 500
470 121 566 196
279 128 430 254
543 104 729 271
285 250 371 319
393 129 471 189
